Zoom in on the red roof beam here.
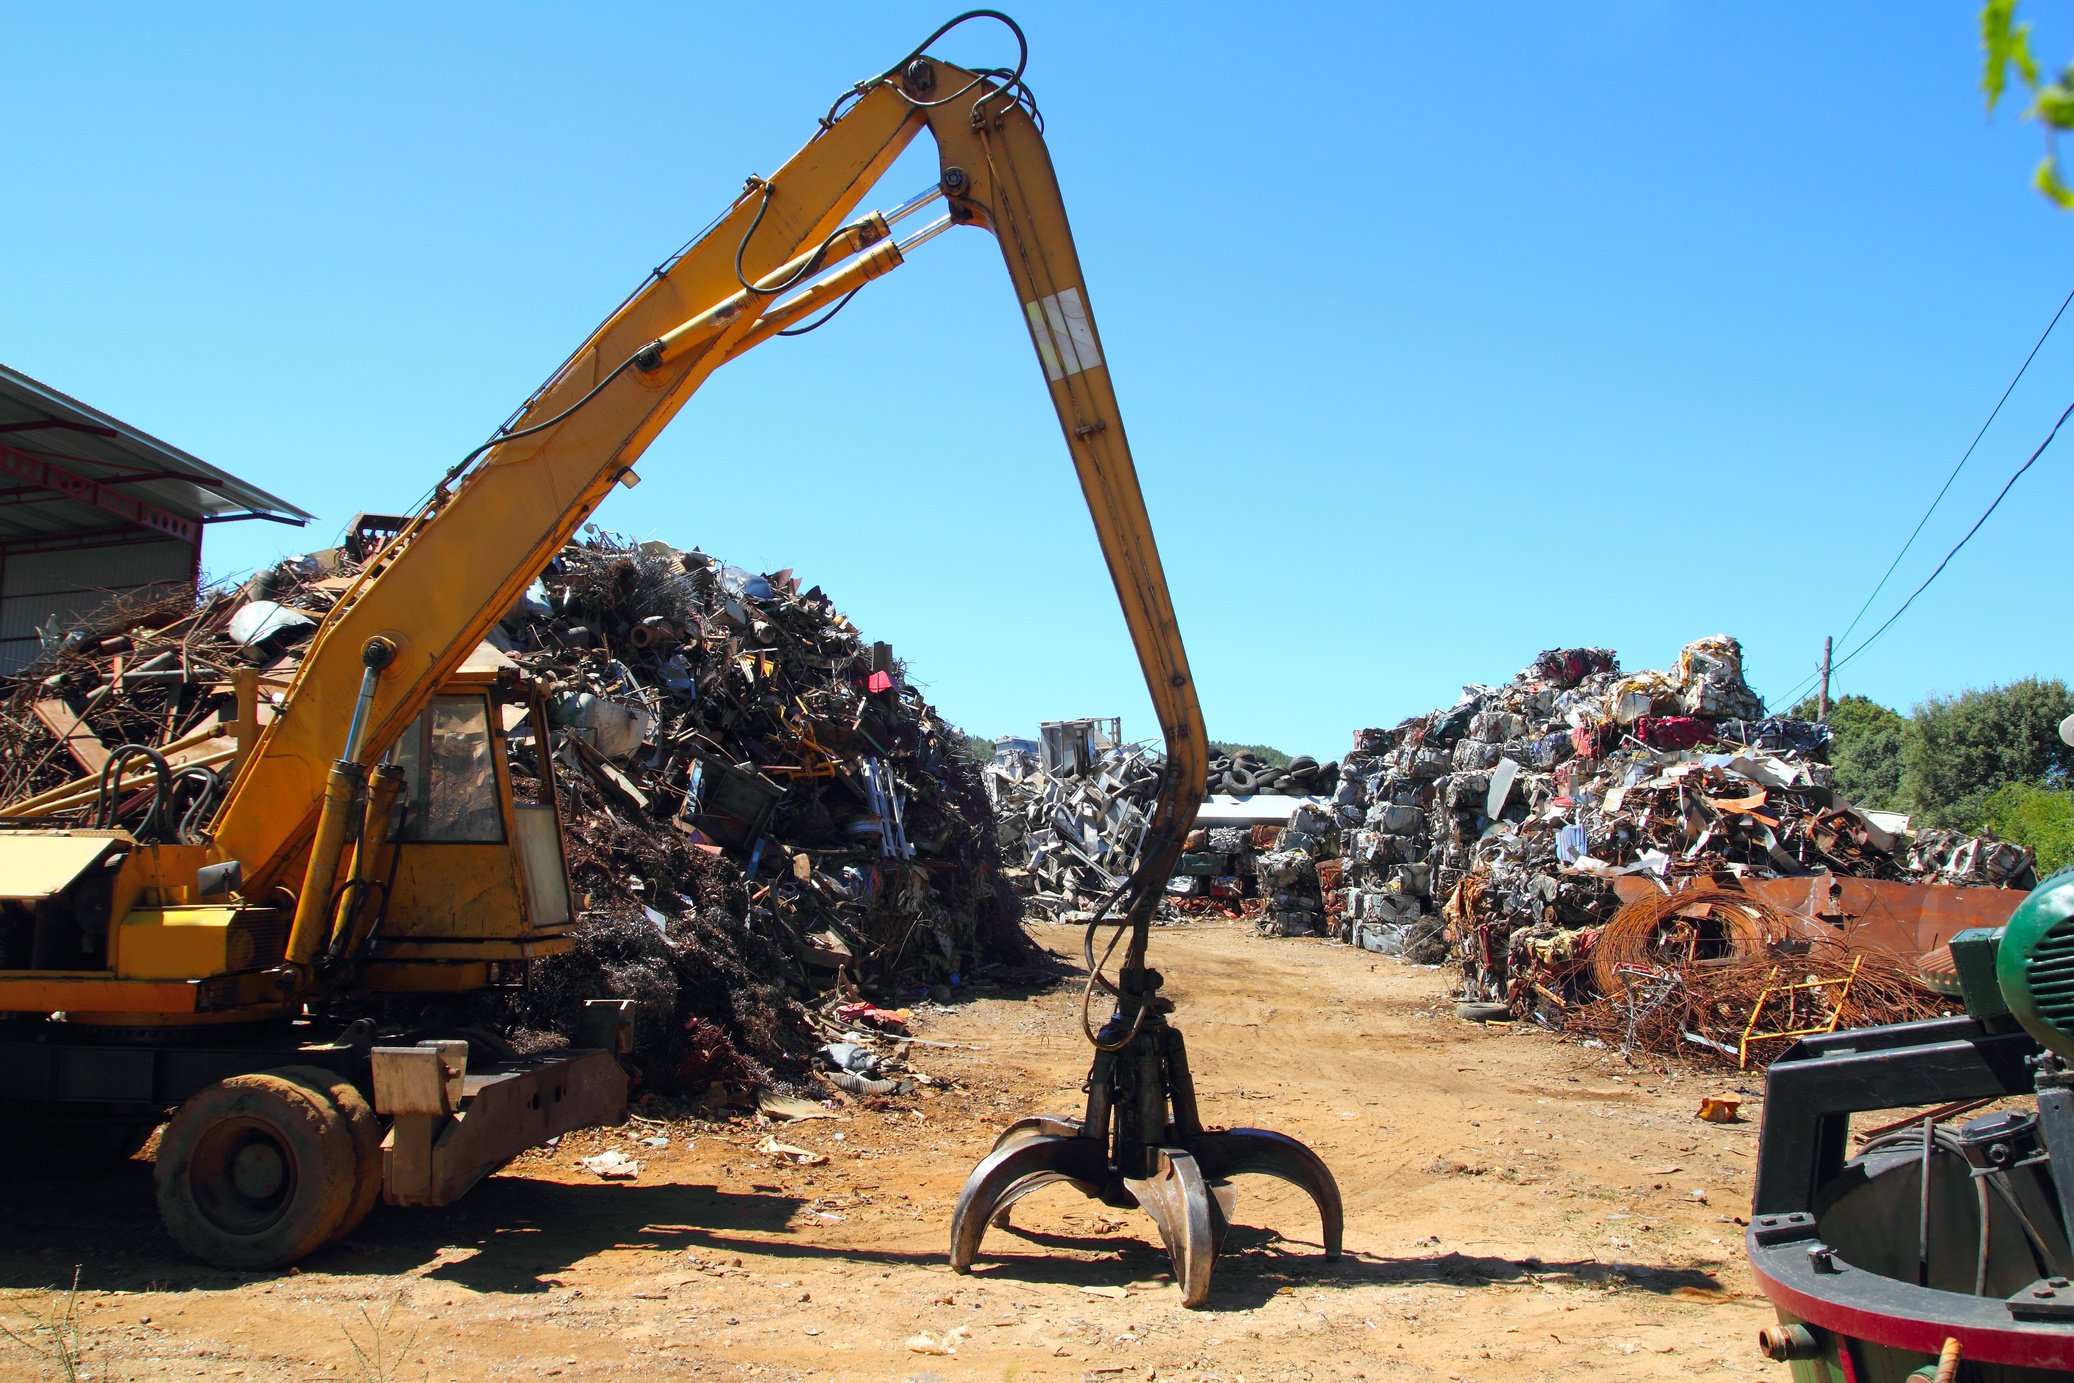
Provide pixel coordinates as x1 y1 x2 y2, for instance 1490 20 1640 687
0 442 199 545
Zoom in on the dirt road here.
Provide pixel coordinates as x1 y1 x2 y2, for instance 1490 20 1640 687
0 922 1777 1380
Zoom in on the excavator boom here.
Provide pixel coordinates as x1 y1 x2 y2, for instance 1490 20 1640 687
213 28 1207 940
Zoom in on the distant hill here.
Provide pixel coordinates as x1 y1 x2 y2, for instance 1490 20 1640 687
1209 740 1293 768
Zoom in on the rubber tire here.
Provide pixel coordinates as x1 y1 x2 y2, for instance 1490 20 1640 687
273 1066 383 1239
1456 1001 1513 1023
154 1071 358 1269
1226 767 1257 794
1288 756 1317 773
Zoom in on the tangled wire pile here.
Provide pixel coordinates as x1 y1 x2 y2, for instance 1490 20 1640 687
1559 916 1952 1069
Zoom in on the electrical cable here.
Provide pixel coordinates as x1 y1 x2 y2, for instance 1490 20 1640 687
436 350 649 491
1829 394 2074 678
776 287 865 337
1837 286 2074 650
730 185 881 298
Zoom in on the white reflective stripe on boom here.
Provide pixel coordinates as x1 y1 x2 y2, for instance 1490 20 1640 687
1023 287 1101 381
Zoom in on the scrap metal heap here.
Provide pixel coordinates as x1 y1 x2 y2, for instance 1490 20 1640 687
985 740 1162 920
1328 635 2031 1063
987 741 1344 932
0 533 1019 1096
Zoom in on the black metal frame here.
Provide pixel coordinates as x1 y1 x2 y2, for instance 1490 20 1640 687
1752 1015 2040 1217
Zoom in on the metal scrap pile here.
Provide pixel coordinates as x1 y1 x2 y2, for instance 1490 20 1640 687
0 533 1017 1094
1330 635 2036 1014
1536 885 1950 1069
985 740 1161 921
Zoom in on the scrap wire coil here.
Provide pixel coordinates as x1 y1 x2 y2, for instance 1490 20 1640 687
1588 885 1792 996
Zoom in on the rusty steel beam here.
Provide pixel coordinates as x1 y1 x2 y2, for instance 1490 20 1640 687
0 442 199 545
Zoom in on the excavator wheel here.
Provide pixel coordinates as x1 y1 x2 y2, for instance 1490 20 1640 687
270 1066 384 1239
153 1070 358 1269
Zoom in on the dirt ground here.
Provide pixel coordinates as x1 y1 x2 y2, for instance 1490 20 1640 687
0 921 1784 1382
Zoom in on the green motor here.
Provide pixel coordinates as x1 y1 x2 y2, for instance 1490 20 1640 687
1996 865 2074 1061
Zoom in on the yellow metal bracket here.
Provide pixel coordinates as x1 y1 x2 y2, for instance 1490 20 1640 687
1739 955 1862 1069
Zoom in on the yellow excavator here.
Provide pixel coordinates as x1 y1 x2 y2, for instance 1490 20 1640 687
0 11 1336 1299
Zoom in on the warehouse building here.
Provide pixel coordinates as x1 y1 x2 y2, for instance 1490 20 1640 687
0 364 310 673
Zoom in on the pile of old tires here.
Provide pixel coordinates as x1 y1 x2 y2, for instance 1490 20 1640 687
1205 753 1340 797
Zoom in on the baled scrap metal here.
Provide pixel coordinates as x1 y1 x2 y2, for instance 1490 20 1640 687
1330 635 2039 1015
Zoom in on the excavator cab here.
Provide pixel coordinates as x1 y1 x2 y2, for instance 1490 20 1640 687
359 644 577 994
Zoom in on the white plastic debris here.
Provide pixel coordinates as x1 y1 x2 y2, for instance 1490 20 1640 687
579 1149 640 1180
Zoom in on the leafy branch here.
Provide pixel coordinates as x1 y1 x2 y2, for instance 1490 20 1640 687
1983 0 2074 205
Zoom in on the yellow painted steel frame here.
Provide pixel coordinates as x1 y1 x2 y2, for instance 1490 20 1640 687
1738 956 1863 1069
0 839 289 1020
207 54 1207 959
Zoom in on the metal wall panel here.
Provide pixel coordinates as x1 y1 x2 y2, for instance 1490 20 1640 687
0 538 195 673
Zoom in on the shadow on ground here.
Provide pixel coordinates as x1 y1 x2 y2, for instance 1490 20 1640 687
0 1153 1724 1313
0 1162 804 1297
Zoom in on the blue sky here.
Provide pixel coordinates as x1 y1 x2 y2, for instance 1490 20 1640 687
6 4 2072 758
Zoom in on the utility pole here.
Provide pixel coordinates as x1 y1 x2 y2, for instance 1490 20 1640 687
1817 636 1832 722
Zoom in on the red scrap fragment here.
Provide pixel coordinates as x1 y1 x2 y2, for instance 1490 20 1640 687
834 1000 910 1032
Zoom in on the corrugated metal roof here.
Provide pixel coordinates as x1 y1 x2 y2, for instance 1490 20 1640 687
0 362 312 544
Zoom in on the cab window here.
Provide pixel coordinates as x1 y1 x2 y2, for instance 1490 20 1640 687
391 696 504 843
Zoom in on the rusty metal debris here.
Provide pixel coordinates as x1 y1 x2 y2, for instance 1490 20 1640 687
1317 635 2031 1065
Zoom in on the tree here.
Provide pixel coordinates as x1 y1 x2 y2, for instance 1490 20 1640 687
1983 781 2074 874
1793 693 1907 811
952 730 996 766
1208 741 1294 767
1903 677 2074 828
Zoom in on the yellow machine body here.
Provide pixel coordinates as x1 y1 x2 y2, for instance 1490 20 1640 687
0 652 575 1021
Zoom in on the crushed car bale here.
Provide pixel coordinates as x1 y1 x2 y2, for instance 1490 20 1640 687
1326 635 2025 1064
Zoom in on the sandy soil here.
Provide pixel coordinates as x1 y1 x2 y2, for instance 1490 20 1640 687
0 921 1782 1381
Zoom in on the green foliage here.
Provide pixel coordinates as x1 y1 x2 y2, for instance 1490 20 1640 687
1983 781 2074 874
1982 1 2074 207
1904 677 2074 828
1209 740 1294 767
1983 0 2039 110
1794 693 1908 811
951 730 995 766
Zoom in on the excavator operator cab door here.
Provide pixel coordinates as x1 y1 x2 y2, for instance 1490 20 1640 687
360 649 575 992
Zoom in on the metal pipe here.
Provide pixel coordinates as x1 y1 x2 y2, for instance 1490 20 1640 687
895 212 954 254
342 663 383 765
882 184 944 227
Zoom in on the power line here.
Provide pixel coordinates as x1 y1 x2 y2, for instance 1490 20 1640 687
1829 394 2074 678
1834 286 2074 649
